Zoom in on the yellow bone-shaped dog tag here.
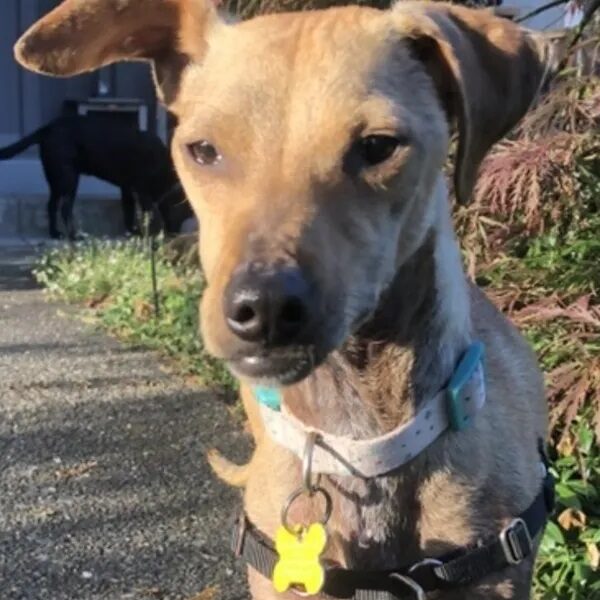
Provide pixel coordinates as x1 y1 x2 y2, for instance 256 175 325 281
272 522 328 595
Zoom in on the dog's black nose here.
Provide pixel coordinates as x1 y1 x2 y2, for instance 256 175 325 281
224 264 313 345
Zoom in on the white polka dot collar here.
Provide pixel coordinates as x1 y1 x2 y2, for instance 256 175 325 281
257 342 486 478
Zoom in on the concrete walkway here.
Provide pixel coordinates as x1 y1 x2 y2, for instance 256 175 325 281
0 244 249 600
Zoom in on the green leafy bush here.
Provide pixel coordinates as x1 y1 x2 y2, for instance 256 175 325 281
535 415 600 599
461 73 600 599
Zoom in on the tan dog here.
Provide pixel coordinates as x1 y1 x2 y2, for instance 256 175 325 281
15 1 551 598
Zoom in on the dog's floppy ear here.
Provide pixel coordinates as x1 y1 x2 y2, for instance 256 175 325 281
393 2 545 205
14 0 219 106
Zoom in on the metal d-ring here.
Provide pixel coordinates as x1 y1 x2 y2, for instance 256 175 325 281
389 573 426 600
302 431 322 495
280 485 333 536
280 432 332 536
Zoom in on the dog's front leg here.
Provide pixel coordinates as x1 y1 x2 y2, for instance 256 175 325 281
120 187 139 234
47 192 61 239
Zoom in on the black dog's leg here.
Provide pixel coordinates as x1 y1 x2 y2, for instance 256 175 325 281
43 144 79 240
56 170 80 241
43 158 69 240
60 193 79 240
47 192 62 239
121 187 139 235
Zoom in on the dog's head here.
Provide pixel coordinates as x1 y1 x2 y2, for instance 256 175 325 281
16 0 544 385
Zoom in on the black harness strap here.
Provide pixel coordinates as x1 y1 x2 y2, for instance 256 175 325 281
232 458 554 599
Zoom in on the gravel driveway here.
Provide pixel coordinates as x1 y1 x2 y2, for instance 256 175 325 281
0 245 249 600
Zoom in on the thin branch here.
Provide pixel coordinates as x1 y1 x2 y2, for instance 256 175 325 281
568 0 600 50
557 0 600 71
516 0 568 24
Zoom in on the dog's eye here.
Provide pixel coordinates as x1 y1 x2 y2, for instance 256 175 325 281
188 141 221 166
358 135 403 166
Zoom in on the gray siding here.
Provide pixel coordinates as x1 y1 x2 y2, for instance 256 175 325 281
0 1 23 147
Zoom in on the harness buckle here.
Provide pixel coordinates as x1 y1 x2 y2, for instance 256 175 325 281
389 573 426 600
500 518 532 565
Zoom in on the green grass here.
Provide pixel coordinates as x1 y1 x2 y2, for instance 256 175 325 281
535 414 600 599
34 238 234 391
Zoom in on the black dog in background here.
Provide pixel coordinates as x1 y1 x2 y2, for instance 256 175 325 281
0 115 193 239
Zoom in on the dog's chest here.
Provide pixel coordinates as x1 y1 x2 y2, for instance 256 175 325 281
328 475 422 569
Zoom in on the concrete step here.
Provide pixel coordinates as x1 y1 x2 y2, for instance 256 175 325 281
0 195 125 239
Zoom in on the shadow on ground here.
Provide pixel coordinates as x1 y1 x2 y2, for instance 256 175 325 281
1 389 250 600
0 262 38 291
0 250 38 291
0 248 250 600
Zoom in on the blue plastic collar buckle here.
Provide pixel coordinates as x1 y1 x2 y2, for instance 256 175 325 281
446 342 484 432
253 386 282 411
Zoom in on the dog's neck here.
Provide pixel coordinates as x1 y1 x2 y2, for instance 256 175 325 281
288 179 472 439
